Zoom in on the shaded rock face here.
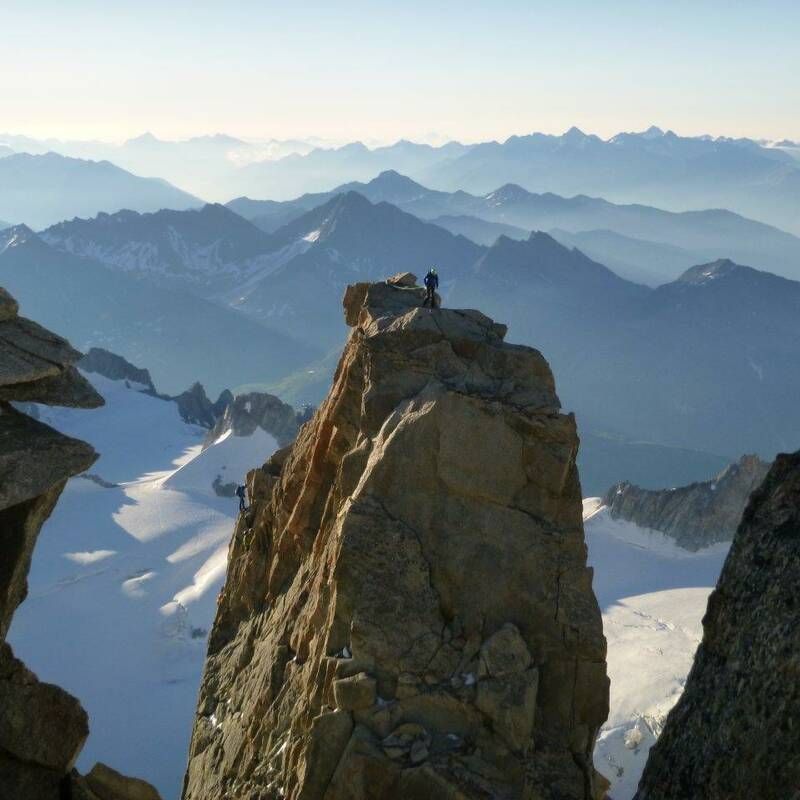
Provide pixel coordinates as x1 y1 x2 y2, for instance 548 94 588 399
206 391 302 448
80 347 157 393
603 454 770 550
0 286 102 799
634 451 800 800
183 280 608 799
173 381 232 428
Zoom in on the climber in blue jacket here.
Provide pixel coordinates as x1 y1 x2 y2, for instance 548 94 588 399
423 267 439 308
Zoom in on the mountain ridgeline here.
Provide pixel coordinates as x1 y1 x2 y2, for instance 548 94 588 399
10 182 800 481
603 455 771 550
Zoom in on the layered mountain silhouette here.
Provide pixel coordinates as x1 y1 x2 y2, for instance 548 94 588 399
0 152 202 229
216 128 800 235
0 131 319 201
423 128 800 236
223 139 471 200
230 170 800 283
24 187 800 478
549 228 699 285
0 226 318 395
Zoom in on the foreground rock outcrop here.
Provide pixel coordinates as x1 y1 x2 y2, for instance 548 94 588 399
184 278 609 799
603 454 770 550
0 287 161 799
634 451 800 799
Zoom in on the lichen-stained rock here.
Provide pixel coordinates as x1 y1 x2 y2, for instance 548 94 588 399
183 280 609 800
634 451 800 800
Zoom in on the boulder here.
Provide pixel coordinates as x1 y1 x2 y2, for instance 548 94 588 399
478 623 533 678
386 272 417 287
0 642 88 772
333 672 377 711
85 762 163 800
183 278 608 800
0 315 84 387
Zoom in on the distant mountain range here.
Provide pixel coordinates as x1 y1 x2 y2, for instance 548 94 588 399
229 170 800 284
222 139 471 201
0 152 202 229
0 226 318 395
5 126 800 235
13 184 800 476
41 204 278 295
0 218 10 231
0 132 320 200
216 127 800 235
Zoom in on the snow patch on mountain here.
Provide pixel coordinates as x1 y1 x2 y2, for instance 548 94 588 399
585 498 728 799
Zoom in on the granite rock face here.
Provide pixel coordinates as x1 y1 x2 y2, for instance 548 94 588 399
183 279 609 800
0 287 158 799
634 451 800 800
603 454 770 550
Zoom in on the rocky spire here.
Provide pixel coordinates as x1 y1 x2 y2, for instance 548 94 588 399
634 450 800 799
183 276 609 799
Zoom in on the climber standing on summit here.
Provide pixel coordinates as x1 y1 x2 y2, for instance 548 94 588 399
423 267 439 309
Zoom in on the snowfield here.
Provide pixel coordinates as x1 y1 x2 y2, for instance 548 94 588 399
584 498 728 799
8 374 278 799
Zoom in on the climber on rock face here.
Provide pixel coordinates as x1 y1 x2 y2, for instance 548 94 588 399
423 267 439 309
236 484 248 513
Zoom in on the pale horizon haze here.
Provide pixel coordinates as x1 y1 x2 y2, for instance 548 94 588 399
3 0 799 144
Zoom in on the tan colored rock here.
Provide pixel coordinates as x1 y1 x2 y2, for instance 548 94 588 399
333 672 377 711
475 668 539 753
386 272 417 287
85 762 163 800
478 623 533 678
183 279 608 799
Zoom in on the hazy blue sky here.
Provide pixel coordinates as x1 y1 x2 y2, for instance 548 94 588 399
4 0 798 143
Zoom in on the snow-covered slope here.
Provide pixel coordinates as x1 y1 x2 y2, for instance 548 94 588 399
7 373 278 799
584 498 728 799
